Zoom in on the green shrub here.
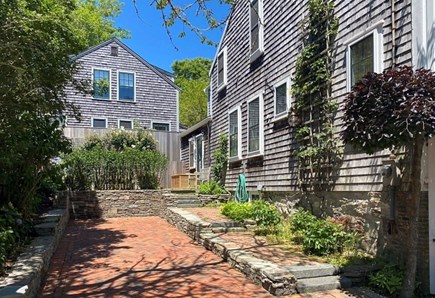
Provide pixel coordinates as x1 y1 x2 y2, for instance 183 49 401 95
0 203 31 273
290 209 356 256
221 200 281 228
65 129 166 190
369 264 404 296
198 181 227 195
221 201 252 221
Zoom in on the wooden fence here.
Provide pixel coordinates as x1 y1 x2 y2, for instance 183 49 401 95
63 127 184 188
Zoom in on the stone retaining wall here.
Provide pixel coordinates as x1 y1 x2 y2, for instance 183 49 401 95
0 208 69 298
57 190 176 219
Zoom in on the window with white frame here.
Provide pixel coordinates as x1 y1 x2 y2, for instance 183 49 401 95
347 24 383 89
119 120 133 130
217 48 227 89
205 86 212 117
250 0 264 61
118 71 135 101
248 95 263 155
229 107 241 159
93 69 110 99
92 118 107 128
188 135 204 171
274 78 290 117
152 122 170 131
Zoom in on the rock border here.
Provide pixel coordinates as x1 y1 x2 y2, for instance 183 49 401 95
164 207 297 296
0 207 69 298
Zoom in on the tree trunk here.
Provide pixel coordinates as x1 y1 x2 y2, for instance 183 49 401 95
401 135 425 297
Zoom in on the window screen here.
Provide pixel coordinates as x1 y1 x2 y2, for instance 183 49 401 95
350 34 374 86
248 98 260 152
229 110 239 158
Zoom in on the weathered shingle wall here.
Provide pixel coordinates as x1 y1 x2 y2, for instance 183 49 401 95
66 41 178 131
209 0 412 193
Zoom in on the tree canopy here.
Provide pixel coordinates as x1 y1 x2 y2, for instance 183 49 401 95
172 58 212 127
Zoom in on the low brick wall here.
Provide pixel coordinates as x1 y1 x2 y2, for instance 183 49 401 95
58 190 176 219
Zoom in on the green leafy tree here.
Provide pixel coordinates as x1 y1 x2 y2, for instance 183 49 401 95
172 58 211 127
0 0 128 214
342 66 435 297
72 0 130 50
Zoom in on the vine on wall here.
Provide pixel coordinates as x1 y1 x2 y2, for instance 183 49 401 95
291 0 342 191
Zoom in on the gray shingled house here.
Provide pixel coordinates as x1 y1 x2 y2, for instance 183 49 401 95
179 0 435 293
65 38 179 132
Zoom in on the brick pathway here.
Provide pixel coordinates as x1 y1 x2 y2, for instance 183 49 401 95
39 217 272 298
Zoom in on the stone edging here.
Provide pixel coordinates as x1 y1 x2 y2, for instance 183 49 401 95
164 207 297 296
0 208 69 298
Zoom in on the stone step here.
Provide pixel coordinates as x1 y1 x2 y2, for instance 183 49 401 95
176 204 202 208
284 264 340 279
211 227 247 233
175 199 202 205
211 221 244 228
33 222 57 236
35 209 64 224
296 275 352 293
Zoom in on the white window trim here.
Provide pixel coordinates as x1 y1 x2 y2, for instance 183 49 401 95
247 93 264 157
217 47 228 92
249 0 264 63
189 137 196 169
117 119 134 129
91 117 108 129
228 105 242 161
151 120 171 131
195 134 205 171
91 67 111 100
204 85 212 117
345 21 384 91
273 77 291 121
117 70 137 102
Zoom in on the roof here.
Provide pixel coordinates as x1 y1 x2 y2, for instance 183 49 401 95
180 117 212 138
72 38 179 90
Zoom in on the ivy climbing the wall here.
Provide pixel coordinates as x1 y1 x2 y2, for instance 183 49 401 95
291 0 342 191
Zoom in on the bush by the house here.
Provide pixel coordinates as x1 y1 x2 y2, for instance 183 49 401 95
64 129 167 190
369 264 404 297
221 200 281 228
290 209 358 256
198 180 227 195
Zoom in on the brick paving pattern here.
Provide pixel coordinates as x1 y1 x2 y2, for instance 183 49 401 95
39 217 272 298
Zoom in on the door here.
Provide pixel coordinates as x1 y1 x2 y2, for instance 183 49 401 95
195 135 203 172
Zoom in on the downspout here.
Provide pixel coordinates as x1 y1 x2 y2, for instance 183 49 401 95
391 0 397 68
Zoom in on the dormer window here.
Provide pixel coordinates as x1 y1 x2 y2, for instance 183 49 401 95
250 0 264 62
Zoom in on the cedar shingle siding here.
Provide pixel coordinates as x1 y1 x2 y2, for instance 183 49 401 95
66 39 179 131
209 0 412 192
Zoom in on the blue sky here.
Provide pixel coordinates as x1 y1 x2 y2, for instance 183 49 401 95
115 1 231 72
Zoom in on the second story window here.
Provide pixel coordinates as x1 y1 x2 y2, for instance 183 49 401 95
119 119 133 130
274 78 290 118
217 47 227 90
152 122 170 131
93 69 110 100
250 0 264 62
92 117 107 128
118 71 135 101
229 106 241 160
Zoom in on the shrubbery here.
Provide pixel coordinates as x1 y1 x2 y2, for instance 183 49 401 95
369 264 404 297
198 180 227 195
220 200 281 228
64 129 167 190
290 209 358 256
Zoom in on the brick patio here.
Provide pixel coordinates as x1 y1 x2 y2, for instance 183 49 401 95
38 217 272 298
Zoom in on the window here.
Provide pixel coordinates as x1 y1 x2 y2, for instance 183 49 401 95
92 118 107 128
274 78 290 118
93 69 110 100
152 122 170 131
217 48 227 90
118 120 133 130
205 86 212 117
346 23 383 90
188 135 204 171
250 0 264 62
110 46 118 56
248 94 263 155
228 106 241 159
118 71 135 101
